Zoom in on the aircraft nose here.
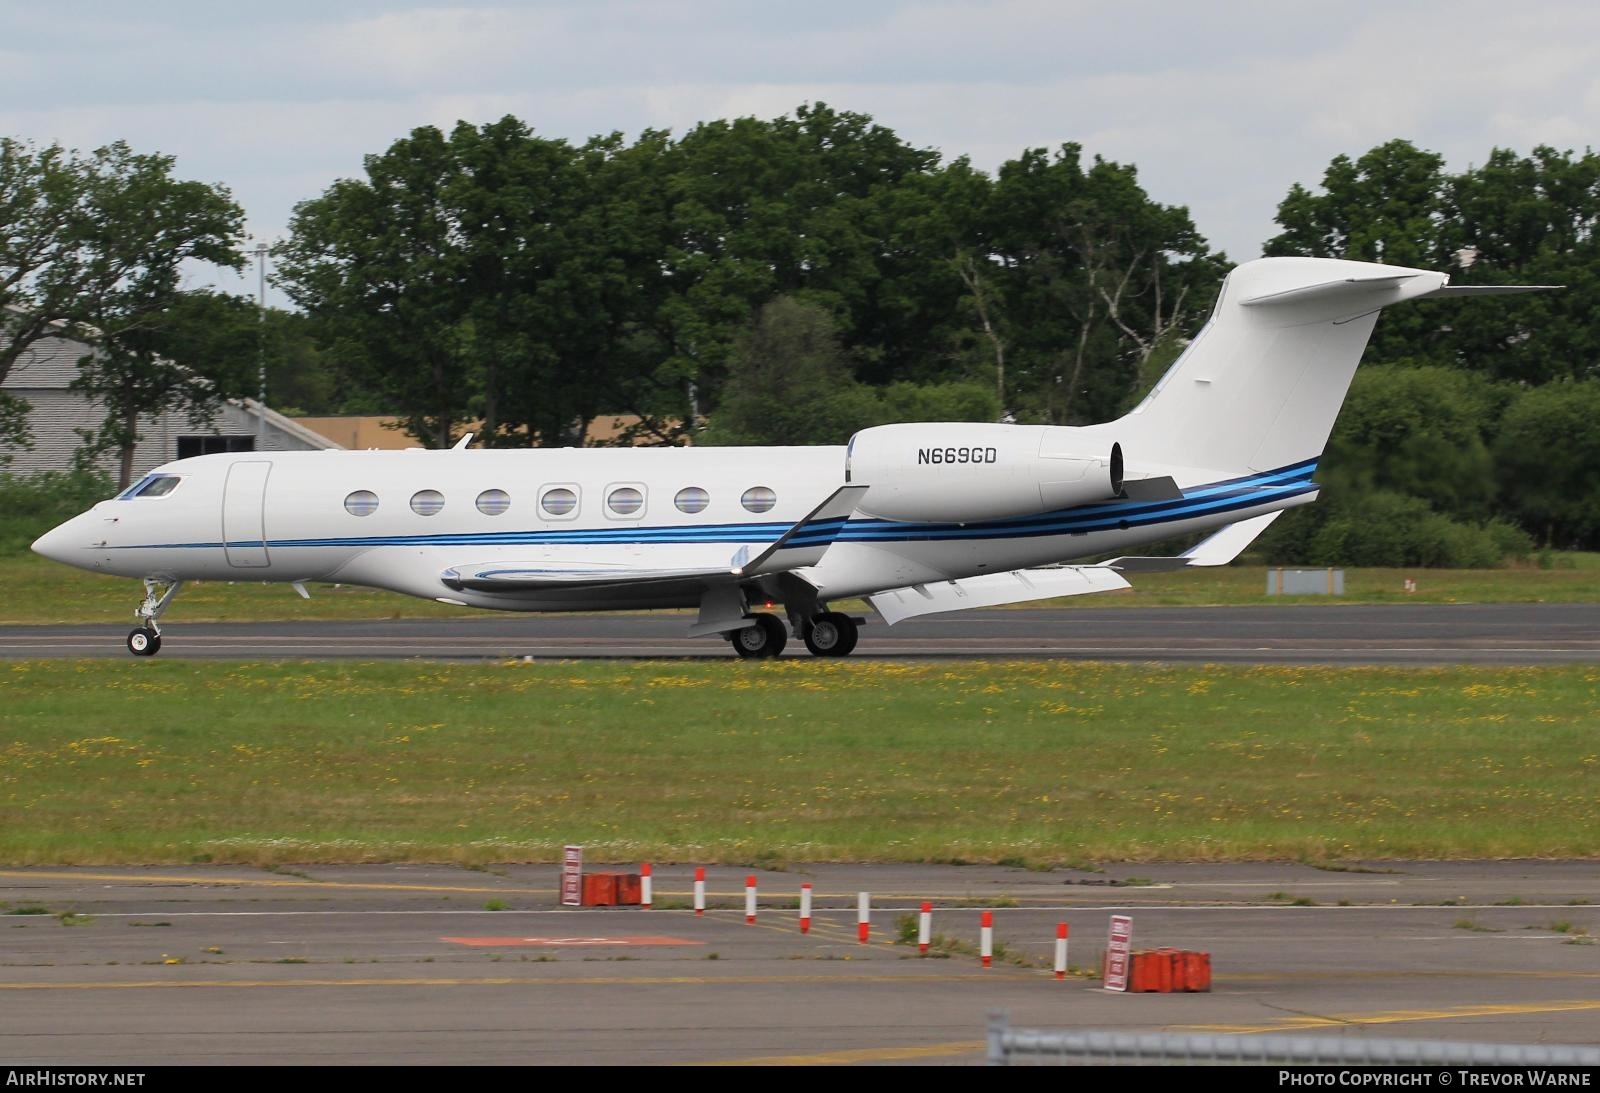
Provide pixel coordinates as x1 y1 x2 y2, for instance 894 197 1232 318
32 518 81 564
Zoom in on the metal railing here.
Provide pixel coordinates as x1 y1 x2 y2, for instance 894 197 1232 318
987 1015 1600 1066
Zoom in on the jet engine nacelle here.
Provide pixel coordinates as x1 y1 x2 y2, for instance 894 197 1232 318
846 423 1123 522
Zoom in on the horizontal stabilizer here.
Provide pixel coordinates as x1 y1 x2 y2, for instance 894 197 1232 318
1104 511 1283 572
1423 284 1563 298
867 566 1130 625
1239 273 1420 308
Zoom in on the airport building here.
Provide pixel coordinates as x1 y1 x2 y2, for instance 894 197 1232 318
0 317 339 479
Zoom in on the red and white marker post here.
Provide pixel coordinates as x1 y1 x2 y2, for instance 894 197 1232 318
745 875 757 924
693 867 705 916
799 883 812 934
857 892 870 944
918 901 931 955
641 862 652 910
1054 922 1069 980
980 910 994 968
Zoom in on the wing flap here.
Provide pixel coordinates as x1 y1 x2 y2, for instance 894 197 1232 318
867 565 1130 625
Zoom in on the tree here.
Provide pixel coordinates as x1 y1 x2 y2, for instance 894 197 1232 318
154 294 353 417
985 144 1221 425
0 138 242 451
1494 380 1600 549
698 297 880 445
278 125 483 449
1265 140 1452 364
1440 146 1600 384
654 103 948 427
280 119 678 448
1266 140 1448 266
1317 364 1501 522
1266 141 1600 380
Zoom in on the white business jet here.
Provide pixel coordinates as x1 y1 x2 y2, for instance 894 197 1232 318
32 257 1541 658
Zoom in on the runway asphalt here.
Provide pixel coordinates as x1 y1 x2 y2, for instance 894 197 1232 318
3 603 1599 664
5 861 1600 1065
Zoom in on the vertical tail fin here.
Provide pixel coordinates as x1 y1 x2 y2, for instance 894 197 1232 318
1117 257 1448 475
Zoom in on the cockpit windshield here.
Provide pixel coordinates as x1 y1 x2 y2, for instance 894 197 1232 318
118 475 182 500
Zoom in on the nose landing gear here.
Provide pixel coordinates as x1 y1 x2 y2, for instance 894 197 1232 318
127 578 183 657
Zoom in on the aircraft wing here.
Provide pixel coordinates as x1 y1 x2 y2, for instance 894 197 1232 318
440 485 868 594
441 560 735 593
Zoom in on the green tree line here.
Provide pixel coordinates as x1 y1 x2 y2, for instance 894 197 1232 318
273 106 1219 449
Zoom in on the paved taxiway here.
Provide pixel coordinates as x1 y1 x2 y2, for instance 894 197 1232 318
3 603 1598 663
5 862 1600 1065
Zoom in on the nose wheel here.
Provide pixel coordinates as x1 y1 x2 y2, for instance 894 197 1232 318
126 627 162 656
126 578 183 658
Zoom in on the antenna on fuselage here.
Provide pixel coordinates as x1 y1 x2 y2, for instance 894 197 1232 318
452 432 474 450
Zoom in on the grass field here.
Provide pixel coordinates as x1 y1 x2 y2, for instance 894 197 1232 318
3 659 1598 865
4 553 1600 626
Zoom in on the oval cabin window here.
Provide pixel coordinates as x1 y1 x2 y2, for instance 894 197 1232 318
741 486 777 513
674 486 710 514
410 490 445 516
607 486 644 515
475 489 510 516
540 487 578 516
344 491 379 517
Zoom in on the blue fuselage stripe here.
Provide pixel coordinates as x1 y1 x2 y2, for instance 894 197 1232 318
119 460 1319 552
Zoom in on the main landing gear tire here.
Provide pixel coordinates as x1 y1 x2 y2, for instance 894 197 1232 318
803 612 859 658
731 613 787 659
126 627 161 657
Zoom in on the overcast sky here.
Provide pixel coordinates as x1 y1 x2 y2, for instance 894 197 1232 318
6 1 1598 305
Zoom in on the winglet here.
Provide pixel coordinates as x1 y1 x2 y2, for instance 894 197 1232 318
734 484 868 576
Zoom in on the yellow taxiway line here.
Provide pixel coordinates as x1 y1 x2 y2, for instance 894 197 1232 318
1182 998 1600 1034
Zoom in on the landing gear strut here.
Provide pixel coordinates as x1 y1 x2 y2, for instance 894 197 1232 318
127 578 182 658
802 611 860 658
730 613 787 659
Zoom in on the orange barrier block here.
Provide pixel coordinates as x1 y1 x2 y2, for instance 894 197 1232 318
1129 950 1172 993
1181 949 1212 992
1126 949 1211 993
613 873 643 906
580 872 643 906
580 873 617 907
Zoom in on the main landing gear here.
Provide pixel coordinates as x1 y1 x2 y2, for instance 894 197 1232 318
127 578 183 658
727 610 861 659
802 611 859 658
730 613 787 659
